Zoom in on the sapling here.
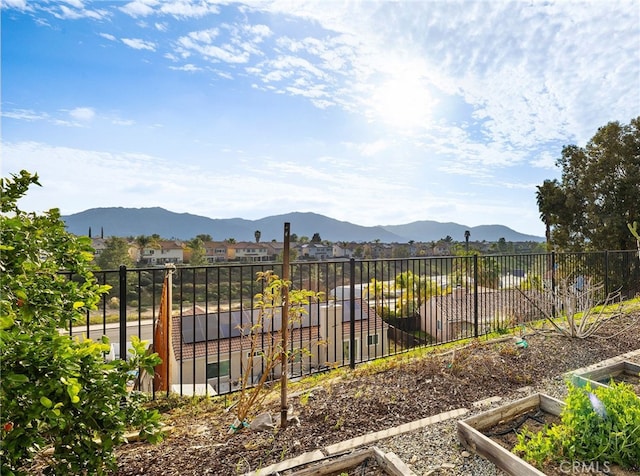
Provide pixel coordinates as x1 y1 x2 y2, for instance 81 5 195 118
231 271 323 431
516 274 627 339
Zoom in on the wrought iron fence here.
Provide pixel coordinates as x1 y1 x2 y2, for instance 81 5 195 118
65 250 640 397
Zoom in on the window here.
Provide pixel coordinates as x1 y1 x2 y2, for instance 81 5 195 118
206 360 230 379
342 339 359 361
367 334 379 346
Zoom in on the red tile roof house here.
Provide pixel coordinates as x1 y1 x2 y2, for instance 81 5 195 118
419 286 544 343
167 298 389 395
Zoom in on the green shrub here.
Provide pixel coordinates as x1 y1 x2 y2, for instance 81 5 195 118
514 381 640 469
0 171 164 475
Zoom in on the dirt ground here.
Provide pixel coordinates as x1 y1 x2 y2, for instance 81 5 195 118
115 312 640 476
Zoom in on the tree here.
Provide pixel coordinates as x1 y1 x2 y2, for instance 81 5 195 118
311 232 322 243
537 117 640 251
195 234 212 242
134 234 160 265
535 179 565 251
96 236 134 270
254 230 261 243
0 171 163 475
186 237 206 266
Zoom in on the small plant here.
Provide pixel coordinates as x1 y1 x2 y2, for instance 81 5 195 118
514 381 640 469
231 271 323 430
517 274 626 339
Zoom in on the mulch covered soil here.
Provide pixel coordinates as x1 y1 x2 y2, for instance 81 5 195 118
115 312 640 476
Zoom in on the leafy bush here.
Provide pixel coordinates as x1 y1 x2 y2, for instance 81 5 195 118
0 171 164 475
514 381 640 469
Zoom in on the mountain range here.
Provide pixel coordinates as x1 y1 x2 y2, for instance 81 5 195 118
61 207 545 243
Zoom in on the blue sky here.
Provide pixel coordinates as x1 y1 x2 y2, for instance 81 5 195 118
2 0 639 238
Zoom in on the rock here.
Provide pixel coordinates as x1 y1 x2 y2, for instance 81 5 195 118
249 412 276 431
461 451 471 458
410 454 418 463
441 462 456 469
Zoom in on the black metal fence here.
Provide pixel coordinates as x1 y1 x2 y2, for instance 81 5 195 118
66 250 640 397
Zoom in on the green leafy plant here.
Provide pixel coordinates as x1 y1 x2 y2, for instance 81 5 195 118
514 381 640 469
232 271 323 430
0 170 164 475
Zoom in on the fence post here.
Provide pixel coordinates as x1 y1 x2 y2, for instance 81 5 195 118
473 254 479 338
551 252 556 318
119 265 127 361
604 250 609 297
349 258 356 370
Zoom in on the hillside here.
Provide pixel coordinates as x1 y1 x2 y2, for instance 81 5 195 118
62 207 545 243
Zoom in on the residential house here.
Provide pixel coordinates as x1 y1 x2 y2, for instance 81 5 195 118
332 243 354 259
299 243 332 260
202 241 231 263
91 237 108 258
319 298 389 367
230 242 271 262
140 241 184 265
165 297 388 394
419 286 544 343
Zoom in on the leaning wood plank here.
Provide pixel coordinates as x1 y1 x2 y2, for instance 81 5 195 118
288 448 373 476
372 447 418 476
457 420 546 476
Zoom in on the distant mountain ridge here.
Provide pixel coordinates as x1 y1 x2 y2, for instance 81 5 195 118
62 207 545 243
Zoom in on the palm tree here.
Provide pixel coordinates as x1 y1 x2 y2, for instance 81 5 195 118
536 179 562 251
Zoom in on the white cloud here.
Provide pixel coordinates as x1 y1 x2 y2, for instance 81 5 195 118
61 0 84 8
3 0 27 9
2 109 49 121
120 0 158 18
169 63 201 72
121 38 156 51
99 32 116 41
530 151 558 170
68 107 95 121
159 0 219 18
53 3 109 20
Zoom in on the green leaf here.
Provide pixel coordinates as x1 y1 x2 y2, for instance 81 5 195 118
40 396 53 408
0 314 15 330
6 374 29 384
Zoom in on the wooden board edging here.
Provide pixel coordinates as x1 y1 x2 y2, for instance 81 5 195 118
457 393 565 476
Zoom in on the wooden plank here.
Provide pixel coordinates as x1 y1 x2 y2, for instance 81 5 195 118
457 393 566 476
289 449 373 476
372 447 418 476
462 393 541 431
573 361 640 390
457 420 546 476
539 394 565 416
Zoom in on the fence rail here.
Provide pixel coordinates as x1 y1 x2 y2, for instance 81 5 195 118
66 251 640 397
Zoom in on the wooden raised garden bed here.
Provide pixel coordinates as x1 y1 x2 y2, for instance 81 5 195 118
571 360 640 395
457 393 564 476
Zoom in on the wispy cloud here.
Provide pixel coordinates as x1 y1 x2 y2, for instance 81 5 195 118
99 32 116 41
2 109 49 121
68 107 95 122
121 38 156 51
